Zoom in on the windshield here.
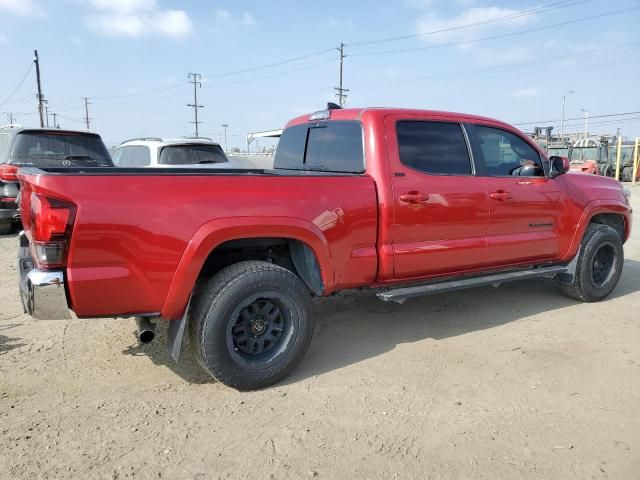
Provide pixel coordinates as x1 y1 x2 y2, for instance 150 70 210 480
569 147 598 163
11 131 113 167
159 144 228 165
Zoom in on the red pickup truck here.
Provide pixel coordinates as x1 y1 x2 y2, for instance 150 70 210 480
17 105 632 390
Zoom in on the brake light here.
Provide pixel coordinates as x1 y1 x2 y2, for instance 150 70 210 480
29 193 76 269
0 164 18 181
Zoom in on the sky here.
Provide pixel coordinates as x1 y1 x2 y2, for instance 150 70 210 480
0 0 639 149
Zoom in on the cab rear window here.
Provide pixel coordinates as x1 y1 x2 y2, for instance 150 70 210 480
274 121 364 173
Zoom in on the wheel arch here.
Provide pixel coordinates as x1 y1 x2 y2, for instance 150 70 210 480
563 199 631 262
589 212 627 240
160 217 332 319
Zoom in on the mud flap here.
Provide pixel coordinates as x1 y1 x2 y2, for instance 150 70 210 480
166 297 191 362
555 247 581 284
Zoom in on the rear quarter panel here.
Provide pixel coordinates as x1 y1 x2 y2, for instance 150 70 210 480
20 172 378 318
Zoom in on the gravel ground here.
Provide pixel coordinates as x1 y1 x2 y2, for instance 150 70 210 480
1 186 639 479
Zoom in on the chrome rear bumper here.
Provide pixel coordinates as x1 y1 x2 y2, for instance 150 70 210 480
17 231 70 320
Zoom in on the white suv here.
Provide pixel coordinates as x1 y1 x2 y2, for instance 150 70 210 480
112 137 247 169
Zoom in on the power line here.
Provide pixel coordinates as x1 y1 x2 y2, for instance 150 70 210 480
187 73 203 138
347 0 589 47
91 80 189 100
550 116 640 131
0 93 36 107
206 47 336 79
514 111 640 126
92 88 191 106
203 58 335 89
56 113 85 124
348 42 640 89
350 6 640 57
0 61 34 107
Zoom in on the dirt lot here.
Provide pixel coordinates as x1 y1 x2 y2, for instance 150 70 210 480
1 188 639 480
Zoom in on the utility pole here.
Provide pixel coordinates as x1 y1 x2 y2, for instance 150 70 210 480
560 89 574 137
334 43 349 107
221 124 228 152
7 113 15 124
581 108 589 139
52 112 58 128
34 50 44 127
187 73 203 137
82 97 91 130
45 103 50 127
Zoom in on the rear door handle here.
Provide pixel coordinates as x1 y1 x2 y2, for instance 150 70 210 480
489 191 512 201
399 191 430 204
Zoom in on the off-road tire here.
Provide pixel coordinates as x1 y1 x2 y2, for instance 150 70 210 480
189 261 314 390
0 221 12 235
558 224 623 302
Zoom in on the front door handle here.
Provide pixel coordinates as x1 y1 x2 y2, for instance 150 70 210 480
399 191 430 204
489 190 512 201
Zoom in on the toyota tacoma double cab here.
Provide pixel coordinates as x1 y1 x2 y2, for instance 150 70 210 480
16 105 632 390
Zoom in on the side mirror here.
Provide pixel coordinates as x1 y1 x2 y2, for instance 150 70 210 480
549 155 570 178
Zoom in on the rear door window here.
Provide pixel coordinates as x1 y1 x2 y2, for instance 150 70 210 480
274 121 364 173
396 121 472 175
112 145 151 167
11 131 113 167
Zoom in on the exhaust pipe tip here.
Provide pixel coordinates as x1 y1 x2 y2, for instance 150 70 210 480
139 329 155 344
136 317 156 344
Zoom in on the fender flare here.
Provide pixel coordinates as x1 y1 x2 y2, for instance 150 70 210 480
561 199 630 262
160 216 332 319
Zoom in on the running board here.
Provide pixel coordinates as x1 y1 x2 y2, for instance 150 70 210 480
376 265 568 303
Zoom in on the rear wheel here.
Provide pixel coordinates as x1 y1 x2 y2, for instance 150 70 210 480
189 261 314 390
558 224 623 302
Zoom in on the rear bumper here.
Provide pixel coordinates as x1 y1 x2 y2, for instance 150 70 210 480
17 231 70 320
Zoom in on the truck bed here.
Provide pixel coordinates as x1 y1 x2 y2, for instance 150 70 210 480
18 167 378 318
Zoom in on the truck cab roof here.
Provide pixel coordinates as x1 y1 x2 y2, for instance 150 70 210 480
286 107 518 132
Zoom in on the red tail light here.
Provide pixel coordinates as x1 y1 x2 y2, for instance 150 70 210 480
0 164 18 181
29 193 76 269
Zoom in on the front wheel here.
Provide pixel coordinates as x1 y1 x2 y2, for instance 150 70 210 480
189 261 314 390
558 224 624 302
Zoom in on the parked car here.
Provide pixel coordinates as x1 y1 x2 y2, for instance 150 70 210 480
16 105 632 390
112 137 248 169
0 125 112 235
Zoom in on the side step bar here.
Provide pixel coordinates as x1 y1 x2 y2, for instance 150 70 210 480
376 265 568 303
